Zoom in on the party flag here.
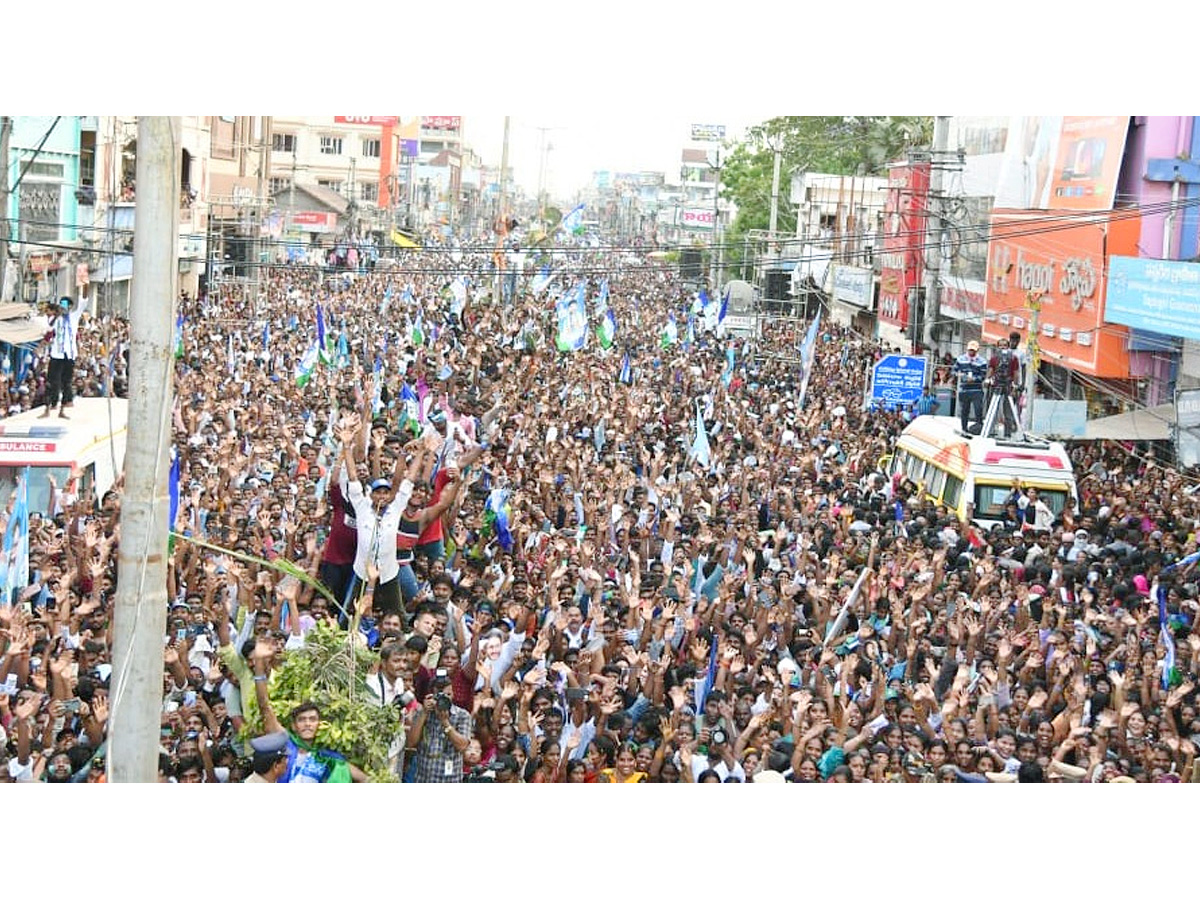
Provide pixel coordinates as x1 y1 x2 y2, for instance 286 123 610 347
689 400 711 468
619 352 632 385
0 467 30 604
796 310 822 410
555 281 588 352
661 313 677 348
597 308 617 350
1158 583 1181 690
294 339 320 388
531 264 553 296
173 314 184 359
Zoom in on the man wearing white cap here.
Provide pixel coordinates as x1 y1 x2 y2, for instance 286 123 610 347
952 340 988 434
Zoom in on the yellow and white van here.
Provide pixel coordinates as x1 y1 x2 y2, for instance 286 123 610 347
0 397 128 514
883 414 1077 530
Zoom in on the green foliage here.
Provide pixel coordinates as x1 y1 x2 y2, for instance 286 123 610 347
722 116 934 255
245 621 402 782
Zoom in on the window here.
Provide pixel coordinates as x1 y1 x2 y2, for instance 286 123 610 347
319 136 343 155
25 162 64 179
926 467 947 502
79 130 96 188
943 474 963 509
269 177 291 196
362 138 381 158
317 179 343 195
361 182 378 202
272 133 297 153
973 484 1012 520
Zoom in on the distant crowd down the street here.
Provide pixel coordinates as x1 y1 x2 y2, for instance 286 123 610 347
3 241 1200 784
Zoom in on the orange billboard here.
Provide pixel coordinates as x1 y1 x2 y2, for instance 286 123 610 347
982 210 1138 378
1048 116 1130 211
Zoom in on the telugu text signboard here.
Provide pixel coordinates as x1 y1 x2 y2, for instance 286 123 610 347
1104 255 1200 342
871 354 927 410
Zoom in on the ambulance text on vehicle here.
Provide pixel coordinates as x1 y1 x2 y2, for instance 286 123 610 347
0 398 128 514
883 414 1077 529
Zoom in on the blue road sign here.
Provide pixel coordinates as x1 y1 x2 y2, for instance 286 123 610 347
871 354 927 410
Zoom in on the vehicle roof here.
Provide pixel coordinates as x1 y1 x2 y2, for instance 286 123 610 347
0 397 129 465
897 415 1074 475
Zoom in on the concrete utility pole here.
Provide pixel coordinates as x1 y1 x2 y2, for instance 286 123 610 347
921 115 950 353
109 116 180 783
710 147 722 293
495 116 510 304
0 117 10 304
768 141 783 236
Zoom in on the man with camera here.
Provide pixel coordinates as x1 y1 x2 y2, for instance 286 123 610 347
407 667 472 782
986 331 1023 437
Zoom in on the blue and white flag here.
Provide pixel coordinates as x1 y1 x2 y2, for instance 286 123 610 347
1158 583 1179 690
689 400 711 468
594 418 606 453
797 310 822 410
561 203 586 236
661 313 678 348
1162 550 1200 573
596 278 610 311
618 352 632 385
0 467 30 604
555 281 588 352
721 345 736 389
702 289 720 332
399 382 420 427
693 633 719 719
168 448 180 534
371 357 384 416
685 312 695 348
531 264 553 297
262 321 270 352
316 303 333 366
597 308 617 350
450 276 468 316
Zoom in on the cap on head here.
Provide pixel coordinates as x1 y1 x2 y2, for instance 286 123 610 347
369 478 391 492
966 341 979 352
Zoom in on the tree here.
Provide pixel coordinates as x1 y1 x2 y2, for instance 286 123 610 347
243 621 402 782
721 116 933 272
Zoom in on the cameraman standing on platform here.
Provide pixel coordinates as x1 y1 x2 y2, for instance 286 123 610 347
987 331 1023 437
952 340 988 434
407 668 472 782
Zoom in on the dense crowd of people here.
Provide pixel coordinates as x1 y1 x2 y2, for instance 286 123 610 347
2 240 1199 784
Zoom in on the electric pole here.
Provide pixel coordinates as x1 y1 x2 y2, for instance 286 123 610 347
109 116 180 783
921 115 950 353
495 115 510 305
0 117 10 304
768 140 782 236
711 147 722 294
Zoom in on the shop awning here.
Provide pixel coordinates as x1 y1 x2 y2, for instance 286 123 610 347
1081 402 1174 442
0 318 50 347
390 229 419 248
91 254 134 283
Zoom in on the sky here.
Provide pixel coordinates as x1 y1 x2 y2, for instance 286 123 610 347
460 114 761 201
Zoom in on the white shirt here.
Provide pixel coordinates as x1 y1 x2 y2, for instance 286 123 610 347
686 752 746 783
49 308 84 360
345 477 414 584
